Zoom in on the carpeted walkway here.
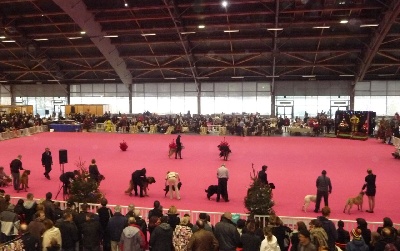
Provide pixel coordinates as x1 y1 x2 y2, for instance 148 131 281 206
0 132 399 222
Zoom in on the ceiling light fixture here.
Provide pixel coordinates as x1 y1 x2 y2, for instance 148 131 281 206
340 74 354 77
302 75 316 78
68 37 82 40
221 0 228 8
224 30 239 33
48 80 59 82
2 40 16 43
0 36 6 39
313 26 330 29
198 25 205 29
104 35 119 38
165 77 177 80
340 20 349 24
124 2 128 7
80 31 86 35
197 77 209 79
0 80 8 83
265 75 280 78
267 28 283 31
360 24 379 27
231 76 244 79
141 33 156 36
180 31 196 35
34 38 48 41
103 79 115 81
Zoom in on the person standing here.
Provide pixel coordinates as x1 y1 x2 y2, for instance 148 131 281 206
297 229 316 251
88 159 101 183
362 169 376 213
187 219 219 251
318 207 337 251
131 168 147 197
258 165 268 185
165 171 181 200
41 148 53 180
314 170 332 213
216 164 229 202
10 155 24 192
107 205 128 251
214 212 240 251
175 135 183 159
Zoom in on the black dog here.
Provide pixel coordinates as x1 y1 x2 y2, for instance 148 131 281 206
164 182 182 197
205 185 219 200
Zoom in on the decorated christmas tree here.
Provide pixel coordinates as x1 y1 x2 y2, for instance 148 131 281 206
68 158 103 203
244 164 275 216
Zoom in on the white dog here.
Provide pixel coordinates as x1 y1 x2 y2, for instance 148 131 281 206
302 195 317 212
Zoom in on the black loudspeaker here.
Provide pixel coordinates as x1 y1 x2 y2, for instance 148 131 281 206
71 106 75 113
59 149 68 164
45 110 49 115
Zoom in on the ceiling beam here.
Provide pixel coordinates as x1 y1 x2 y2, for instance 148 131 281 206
52 0 133 87
355 0 400 82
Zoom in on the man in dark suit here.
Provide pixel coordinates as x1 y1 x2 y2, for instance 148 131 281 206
175 135 182 159
41 148 53 180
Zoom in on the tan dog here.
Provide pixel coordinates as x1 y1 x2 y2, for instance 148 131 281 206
302 195 317 212
343 191 364 214
124 176 156 196
20 170 31 191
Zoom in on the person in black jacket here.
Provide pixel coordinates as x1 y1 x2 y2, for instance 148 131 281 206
41 148 53 180
10 155 24 191
241 222 262 251
81 213 103 251
88 159 101 183
318 207 338 251
106 205 127 251
131 168 147 197
362 169 376 213
336 220 350 245
149 216 173 251
97 198 113 251
175 135 183 159
258 165 268 185
56 212 79 251
20 223 40 251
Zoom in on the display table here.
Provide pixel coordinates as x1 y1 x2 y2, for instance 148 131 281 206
288 127 313 135
49 124 82 132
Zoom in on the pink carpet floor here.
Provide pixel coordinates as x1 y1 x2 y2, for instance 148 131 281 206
0 132 399 223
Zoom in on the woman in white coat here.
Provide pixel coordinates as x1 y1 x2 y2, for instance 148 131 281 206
260 226 281 251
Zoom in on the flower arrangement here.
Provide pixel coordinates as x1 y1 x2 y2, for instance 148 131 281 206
218 138 231 160
120 140 128 151
168 139 177 158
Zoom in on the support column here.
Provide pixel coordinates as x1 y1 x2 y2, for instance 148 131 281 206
10 85 16 106
350 82 355 110
129 84 132 114
66 84 70 105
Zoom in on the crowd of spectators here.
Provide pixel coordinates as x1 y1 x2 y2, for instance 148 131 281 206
0 192 399 251
0 113 45 133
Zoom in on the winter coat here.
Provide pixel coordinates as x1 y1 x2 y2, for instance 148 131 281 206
241 232 262 251
107 212 128 242
346 238 369 251
318 216 338 251
42 227 62 251
119 225 145 251
0 209 20 236
172 225 192 251
260 235 281 251
56 220 79 249
81 219 103 249
187 228 219 251
149 222 173 251
214 217 240 251
23 200 37 224
310 227 328 251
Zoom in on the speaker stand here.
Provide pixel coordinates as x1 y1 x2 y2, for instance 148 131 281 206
55 163 68 201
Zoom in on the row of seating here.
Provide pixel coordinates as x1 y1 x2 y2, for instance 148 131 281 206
0 125 48 141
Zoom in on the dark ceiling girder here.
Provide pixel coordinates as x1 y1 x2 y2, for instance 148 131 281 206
356 0 400 82
162 0 199 84
52 0 133 87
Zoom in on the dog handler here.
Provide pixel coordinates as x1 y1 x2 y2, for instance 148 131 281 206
314 170 332 213
362 169 376 213
41 147 53 180
165 171 180 200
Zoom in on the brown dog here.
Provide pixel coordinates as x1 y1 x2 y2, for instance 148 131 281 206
343 191 364 214
124 176 156 196
143 177 156 196
20 170 31 191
